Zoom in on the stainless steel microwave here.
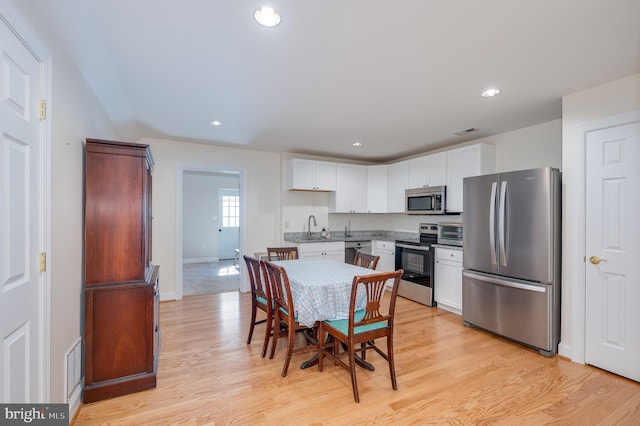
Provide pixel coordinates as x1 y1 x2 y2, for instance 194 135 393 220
405 186 446 215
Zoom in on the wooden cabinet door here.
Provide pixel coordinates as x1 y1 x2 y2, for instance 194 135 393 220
85 141 149 284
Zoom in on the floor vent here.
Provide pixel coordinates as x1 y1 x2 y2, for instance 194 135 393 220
66 338 82 401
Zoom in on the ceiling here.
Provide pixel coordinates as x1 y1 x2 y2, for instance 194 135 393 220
28 0 640 162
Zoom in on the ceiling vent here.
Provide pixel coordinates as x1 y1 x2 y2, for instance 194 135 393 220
454 128 480 136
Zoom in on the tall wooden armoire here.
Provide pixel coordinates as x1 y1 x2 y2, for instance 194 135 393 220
83 138 159 403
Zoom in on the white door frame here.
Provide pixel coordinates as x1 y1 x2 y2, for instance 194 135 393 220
568 109 640 364
175 164 247 300
0 0 52 401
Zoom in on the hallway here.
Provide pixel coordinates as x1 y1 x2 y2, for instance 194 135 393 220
183 260 240 296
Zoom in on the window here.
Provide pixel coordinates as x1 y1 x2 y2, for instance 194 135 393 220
221 194 239 228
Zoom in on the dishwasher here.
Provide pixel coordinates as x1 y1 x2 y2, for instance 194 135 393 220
344 240 372 264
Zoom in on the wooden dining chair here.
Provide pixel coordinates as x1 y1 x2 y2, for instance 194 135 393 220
353 252 380 270
317 269 403 403
243 255 273 358
266 246 299 261
262 260 317 377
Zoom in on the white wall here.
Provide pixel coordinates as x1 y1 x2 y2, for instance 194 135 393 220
489 120 561 172
9 0 123 403
183 172 239 261
560 73 640 360
141 137 282 300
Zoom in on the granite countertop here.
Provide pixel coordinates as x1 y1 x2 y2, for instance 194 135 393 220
284 232 464 249
284 231 417 244
432 243 464 251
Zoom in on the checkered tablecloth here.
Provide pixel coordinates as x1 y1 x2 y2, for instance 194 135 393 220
273 258 374 328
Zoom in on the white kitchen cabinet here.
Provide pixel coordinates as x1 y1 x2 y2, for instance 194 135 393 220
286 158 337 191
366 165 388 213
446 143 495 212
330 164 367 213
297 241 345 262
372 240 396 290
372 240 395 272
387 160 410 213
435 247 463 315
409 152 447 188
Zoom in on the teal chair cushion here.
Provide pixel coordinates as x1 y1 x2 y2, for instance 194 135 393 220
278 306 299 322
325 310 387 335
257 296 267 305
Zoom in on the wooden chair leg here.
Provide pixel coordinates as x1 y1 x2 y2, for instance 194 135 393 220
387 336 397 390
281 326 296 377
348 344 360 403
246 304 257 345
261 314 273 358
269 315 281 359
318 327 325 372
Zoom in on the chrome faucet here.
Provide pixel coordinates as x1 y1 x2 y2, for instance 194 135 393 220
307 215 317 239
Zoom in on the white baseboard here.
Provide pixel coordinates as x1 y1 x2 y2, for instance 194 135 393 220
160 292 177 301
68 379 83 420
558 342 573 361
183 257 218 264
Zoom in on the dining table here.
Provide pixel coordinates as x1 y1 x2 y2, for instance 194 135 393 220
272 257 378 370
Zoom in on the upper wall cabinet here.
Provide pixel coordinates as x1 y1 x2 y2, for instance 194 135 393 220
409 152 447 188
329 164 368 213
446 143 496 212
287 158 337 191
387 160 410 213
366 164 388 213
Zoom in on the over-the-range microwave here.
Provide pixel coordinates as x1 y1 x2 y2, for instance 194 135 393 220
405 186 446 215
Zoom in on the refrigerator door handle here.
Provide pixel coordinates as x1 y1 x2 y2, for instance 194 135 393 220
489 182 497 265
463 271 546 293
499 180 507 267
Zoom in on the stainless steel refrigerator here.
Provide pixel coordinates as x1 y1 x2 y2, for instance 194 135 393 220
462 167 561 357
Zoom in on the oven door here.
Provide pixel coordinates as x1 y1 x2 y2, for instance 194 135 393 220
395 243 435 306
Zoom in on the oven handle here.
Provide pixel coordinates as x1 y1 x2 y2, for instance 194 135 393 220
395 243 430 251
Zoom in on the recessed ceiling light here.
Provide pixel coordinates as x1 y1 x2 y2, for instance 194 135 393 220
254 7 281 27
353 142 363 147
209 120 223 126
480 88 501 98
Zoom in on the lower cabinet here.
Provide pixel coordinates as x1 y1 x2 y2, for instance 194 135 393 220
372 240 395 272
296 241 345 262
83 265 160 402
372 240 396 290
435 247 463 315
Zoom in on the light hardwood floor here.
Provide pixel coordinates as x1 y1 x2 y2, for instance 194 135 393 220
74 292 640 425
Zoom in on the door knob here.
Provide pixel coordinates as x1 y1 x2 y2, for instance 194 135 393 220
589 256 607 265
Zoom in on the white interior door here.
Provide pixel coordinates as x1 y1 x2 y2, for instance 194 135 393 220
218 189 240 260
0 18 43 402
585 121 640 382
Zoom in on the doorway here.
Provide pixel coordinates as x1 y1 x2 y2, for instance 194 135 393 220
0 6 51 402
218 189 240 260
570 110 640 382
584 120 640 381
180 169 242 297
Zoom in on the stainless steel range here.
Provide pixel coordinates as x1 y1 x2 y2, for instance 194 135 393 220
394 223 438 306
